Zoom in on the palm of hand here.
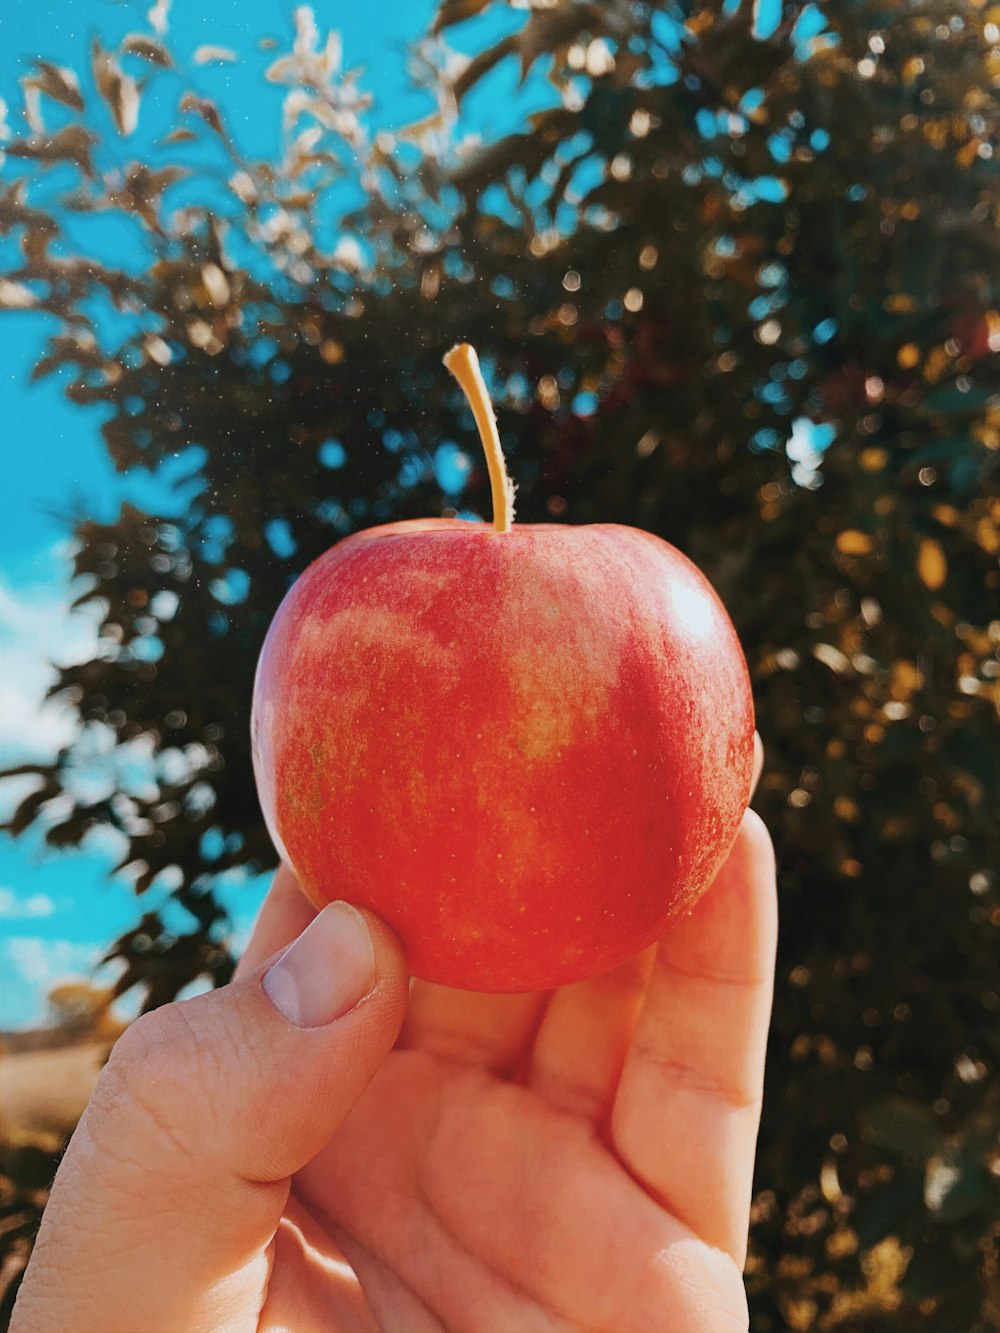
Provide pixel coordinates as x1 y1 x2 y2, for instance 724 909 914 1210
249 813 775 1333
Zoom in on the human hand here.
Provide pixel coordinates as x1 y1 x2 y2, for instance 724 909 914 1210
12 739 774 1333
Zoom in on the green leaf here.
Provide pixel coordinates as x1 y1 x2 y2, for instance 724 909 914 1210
860 1096 941 1164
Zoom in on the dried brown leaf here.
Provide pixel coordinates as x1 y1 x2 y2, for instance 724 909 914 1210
161 127 197 144
92 40 140 135
27 60 84 112
106 162 188 233
179 92 227 139
5 124 97 177
452 35 517 102
122 35 174 68
431 0 493 35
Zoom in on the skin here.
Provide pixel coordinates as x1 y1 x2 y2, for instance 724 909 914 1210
12 737 774 1333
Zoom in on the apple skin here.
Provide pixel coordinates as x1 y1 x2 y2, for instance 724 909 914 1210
251 518 754 992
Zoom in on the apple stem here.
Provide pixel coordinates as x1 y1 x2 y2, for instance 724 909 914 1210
443 343 515 534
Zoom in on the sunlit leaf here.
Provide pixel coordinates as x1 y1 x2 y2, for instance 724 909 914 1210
0 279 38 309
91 39 140 135
925 1132 994 1223
194 45 237 65
858 447 888 471
812 643 851 674
836 529 873 555
294 5 319 57
148 0 171 36
228 170 257 201
265 55 301 84
918 537 947 590
923 345 950 383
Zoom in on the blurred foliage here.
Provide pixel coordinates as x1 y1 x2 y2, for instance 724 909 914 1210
42 981 128 1043
0 1140 56 1330
1 0 1000 1327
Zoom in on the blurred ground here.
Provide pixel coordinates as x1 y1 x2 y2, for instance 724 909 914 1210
0 1030 109 1323
1 1039 105 1144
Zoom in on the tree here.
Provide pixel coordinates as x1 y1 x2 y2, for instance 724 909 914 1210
1 0 998 1327
45 981 125 1043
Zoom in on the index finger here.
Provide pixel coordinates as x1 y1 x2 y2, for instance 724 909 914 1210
233 862 318 980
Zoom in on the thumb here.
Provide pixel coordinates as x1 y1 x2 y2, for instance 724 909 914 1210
12 903 408 1333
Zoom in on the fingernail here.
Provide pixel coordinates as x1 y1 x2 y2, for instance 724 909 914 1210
263 902 376 1027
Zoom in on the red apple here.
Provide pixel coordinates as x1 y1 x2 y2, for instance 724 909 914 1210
252 346 754 992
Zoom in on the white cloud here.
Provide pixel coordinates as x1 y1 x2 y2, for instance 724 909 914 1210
82 823 130 861
0 935 142 1028
0 555 104 808
0 887 56 919
0 681 78 757
0 559 214 827
0 935 100 991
